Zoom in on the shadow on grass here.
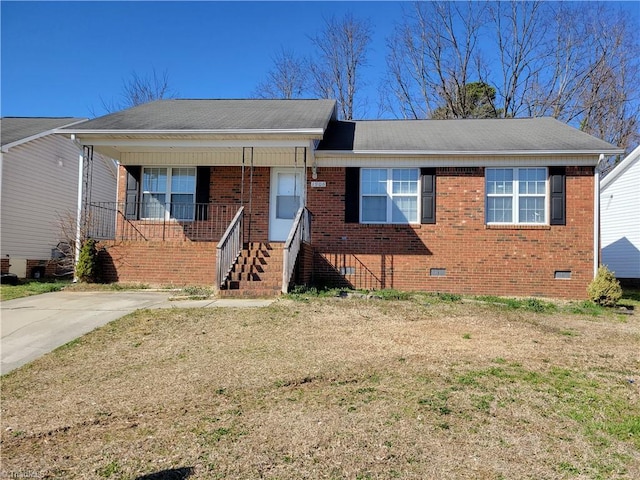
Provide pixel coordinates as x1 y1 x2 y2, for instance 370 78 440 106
136 467 194 480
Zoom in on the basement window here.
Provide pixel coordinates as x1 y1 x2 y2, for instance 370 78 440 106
430 268 447 277
554 271 572 279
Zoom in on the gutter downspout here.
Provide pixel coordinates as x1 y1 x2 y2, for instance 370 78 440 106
593 154 604 278
72 134 83 282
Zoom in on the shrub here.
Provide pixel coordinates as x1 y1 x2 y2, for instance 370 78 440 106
587 265 622 307
75 238 98 283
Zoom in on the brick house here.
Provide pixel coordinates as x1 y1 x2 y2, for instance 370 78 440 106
59 99 622 298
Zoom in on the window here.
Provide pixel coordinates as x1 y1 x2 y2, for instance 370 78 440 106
141 167 196 220
361 168 419 224
486 168 547 224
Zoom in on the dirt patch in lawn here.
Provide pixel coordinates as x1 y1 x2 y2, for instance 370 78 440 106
1 297 639 479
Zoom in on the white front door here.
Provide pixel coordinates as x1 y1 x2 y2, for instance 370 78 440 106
269 168 305 242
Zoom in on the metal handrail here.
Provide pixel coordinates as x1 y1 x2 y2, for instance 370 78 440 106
216 206 244 290
282 206 312 293
85 202 239 241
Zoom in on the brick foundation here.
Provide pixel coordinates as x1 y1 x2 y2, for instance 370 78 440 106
97 241 218 286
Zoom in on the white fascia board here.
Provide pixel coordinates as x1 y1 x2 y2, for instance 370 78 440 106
317 149 623 157
1 119 87 153
315 153 603 168
58 128 325 137
82 138 318 149
600 145 640 191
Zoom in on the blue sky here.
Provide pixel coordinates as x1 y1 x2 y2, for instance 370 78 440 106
1 1 404 118
2 1 639 120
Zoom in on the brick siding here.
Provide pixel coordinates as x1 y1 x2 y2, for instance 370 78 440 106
108 164 595 298
307 166 595 299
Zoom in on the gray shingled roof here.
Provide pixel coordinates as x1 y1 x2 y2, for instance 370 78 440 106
1 117 85 147
66 99 337 132
318 117 620 153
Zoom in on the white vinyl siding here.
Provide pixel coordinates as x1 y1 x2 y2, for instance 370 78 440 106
486 168 547 224
0 135 117 260
600 149 640 279
121 148 310 167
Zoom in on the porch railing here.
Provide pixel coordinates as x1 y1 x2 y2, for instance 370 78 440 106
216 206 244 290
85 202 240 241
282 206 312 293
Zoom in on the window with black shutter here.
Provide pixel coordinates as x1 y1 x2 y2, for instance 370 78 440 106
421 168 436 224
344 167 360 223
124 165 141 219
549 167 566 225
195 166 210 221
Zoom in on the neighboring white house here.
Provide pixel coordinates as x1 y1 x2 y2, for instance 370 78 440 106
1 117 117 278
600 145 640 281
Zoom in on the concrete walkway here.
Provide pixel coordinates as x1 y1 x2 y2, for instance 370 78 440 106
1 291 274 375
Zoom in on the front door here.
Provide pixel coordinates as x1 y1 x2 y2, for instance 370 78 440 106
269 168 305 242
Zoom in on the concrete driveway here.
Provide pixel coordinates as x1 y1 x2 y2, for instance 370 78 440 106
1 290 274 375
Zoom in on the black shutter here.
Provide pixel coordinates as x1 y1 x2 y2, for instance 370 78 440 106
124 166 141 220
195 166 210 221
421 168 436 224
549 167 566 225
344 167 360 223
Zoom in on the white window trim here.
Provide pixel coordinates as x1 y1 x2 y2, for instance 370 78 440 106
485 167 548 225
360 168 420 225
141 166 196 221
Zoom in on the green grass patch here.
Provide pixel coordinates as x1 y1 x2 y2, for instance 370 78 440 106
454 364 640 450
567 300 606 316
474 295 557 313
285 285 345 300
367 289 412 301
0 279 70 301
97 460 121 478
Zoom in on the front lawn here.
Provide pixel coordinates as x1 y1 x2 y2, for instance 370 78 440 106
1 295 638 479
0 279 70 301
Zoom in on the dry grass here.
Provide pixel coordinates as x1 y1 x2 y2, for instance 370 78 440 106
1 296 639 479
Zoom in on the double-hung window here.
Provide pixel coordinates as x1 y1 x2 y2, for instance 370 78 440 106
141 167 196 221
486 168 547 224
361 168 419 224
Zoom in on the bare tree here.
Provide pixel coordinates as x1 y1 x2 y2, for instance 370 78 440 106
383 1 488 119
308 13 372 120
94 68 177 115
520 3 589 120
382 1 639 151
576 6 640 151
485 1 549 119
253 48 308 99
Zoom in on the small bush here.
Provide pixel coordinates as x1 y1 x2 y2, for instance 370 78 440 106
587 266 622 307
75 238 98 283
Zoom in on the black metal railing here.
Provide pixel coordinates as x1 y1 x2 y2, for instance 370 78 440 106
86 202 241 241
282 206 312 293
216 206 244 289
